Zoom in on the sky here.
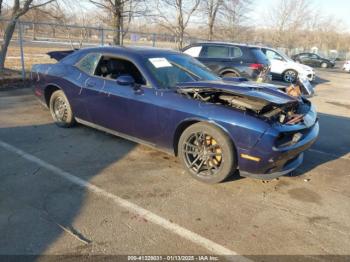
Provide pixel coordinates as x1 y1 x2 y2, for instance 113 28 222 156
80 0 350 31
252 0 350 30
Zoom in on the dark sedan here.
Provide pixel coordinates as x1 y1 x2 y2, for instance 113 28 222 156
292 52 335 68
31 47 319 183
182 42 271 81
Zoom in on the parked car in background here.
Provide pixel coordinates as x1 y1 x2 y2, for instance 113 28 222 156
261 47 315 83
32 47 318 183
343 61 350 72
182 42 270 81
292 52 335 68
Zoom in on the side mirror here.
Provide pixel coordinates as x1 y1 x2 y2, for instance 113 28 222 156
116 75 135 86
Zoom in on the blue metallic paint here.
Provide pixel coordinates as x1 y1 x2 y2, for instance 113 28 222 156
31 46 319 179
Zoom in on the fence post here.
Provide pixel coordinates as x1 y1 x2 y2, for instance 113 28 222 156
152 33 156 47
100 27 104 46
18 21 26 81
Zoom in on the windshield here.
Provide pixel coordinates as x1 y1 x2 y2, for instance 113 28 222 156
281 52 294 62
145 54 220 89
275 50 293 62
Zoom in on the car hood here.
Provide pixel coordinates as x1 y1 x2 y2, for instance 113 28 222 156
176 80 298 105
297 64 313 71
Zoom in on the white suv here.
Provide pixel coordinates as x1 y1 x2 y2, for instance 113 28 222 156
261 47 316 83
343 61 350 72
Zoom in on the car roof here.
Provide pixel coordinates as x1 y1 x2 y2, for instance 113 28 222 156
188 41 261 49
77 46 180 57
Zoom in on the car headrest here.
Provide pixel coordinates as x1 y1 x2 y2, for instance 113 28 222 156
107 60 125 73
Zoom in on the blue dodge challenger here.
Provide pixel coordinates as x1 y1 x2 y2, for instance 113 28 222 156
31 46 319 183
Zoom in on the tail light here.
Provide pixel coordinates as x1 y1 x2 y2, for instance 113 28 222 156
249 63 264 70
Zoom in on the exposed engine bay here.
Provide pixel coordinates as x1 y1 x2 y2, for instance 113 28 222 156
178 88 310 125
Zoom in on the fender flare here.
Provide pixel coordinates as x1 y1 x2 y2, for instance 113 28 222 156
219 68 240 77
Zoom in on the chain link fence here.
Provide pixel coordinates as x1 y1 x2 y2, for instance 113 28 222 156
0 19 203 80
1 19 349 81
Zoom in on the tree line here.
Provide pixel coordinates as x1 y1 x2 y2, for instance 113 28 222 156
1 0 349 71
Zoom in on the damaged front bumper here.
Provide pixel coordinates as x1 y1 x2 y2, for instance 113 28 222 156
239 153 304 180
237 106 319 180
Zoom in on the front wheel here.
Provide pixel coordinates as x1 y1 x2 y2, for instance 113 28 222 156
49 90 75 127
178 122 236 184
283 69 298 83
321 62 328 68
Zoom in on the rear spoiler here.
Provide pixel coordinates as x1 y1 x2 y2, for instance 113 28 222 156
47 49 78 61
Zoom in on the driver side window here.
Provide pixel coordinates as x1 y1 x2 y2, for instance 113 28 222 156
94 56 146 86
266 50 283 61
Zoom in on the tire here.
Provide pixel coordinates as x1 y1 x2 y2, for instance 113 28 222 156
321 62 328 68
283 69 298 83
178 122 236 184
49 90 75 127
222 71 240 78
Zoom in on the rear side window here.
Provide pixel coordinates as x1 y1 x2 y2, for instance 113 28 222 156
250 48 269 63
76 53 101 75
230 47 243 58
203 46 230 58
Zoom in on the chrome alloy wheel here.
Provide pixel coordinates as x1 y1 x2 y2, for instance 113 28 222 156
53 96 68 122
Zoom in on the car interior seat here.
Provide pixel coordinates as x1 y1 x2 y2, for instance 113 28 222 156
106 59 126 79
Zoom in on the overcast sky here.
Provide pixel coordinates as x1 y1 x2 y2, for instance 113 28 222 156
80 0 350 31
252 0 350 30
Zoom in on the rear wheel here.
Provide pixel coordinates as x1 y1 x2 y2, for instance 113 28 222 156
283 69 298 83
49 90 75 127
222 71 240 78
178 122 236 184
321 62 328 68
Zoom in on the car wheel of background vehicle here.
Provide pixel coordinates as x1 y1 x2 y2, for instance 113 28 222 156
178 122 236 184
49 90 75 127
283 69 298 83
321 62 328 68
222 71 240 78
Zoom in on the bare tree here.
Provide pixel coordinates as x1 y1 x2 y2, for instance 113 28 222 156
88 0 147 45
155 0 200 49
269 0 312 47
218 0 252 42
0 0 56 71
0 0 3 16
202 0 223 40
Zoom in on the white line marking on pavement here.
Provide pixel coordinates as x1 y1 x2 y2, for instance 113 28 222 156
0 140 250 261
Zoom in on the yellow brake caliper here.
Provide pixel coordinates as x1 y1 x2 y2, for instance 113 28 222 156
206 136 222 167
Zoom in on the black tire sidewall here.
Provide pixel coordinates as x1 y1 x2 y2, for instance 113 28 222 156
222 71 240 78
283 70 298 83
178 122 236 184
49 90 74 127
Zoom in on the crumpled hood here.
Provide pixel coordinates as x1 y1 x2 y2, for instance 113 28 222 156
176 80 298 105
